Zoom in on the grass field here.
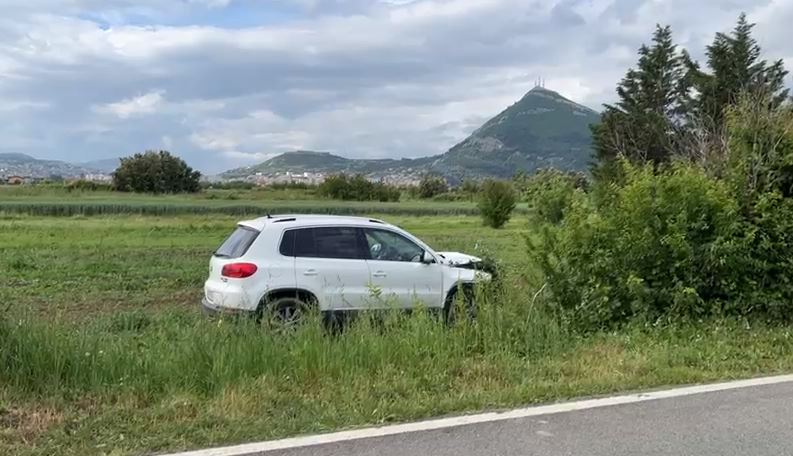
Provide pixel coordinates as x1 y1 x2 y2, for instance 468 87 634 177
0 214 526 319
3 207 793 455
0 186 512 216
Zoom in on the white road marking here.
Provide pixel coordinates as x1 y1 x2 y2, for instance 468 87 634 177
161 374 793 456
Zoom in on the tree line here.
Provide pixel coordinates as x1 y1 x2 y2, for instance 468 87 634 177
593 13 789 179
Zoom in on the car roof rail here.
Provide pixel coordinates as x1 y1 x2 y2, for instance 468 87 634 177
368 219 385 224
272 217 297 223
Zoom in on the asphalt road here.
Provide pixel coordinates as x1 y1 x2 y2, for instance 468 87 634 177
265 381 793 456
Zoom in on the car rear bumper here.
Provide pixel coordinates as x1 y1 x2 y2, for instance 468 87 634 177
201 297 256 318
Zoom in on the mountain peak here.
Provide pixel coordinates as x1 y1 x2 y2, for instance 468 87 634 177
286 150 333 156
527 85 558 94
515 86 598 116
432 88 601 180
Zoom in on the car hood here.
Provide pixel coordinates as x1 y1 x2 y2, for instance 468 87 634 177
436 251 482 266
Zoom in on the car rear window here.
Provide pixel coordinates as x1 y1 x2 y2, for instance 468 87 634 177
280 227 363 259
214 226 260 258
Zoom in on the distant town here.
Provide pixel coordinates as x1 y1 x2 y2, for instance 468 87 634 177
0 153 425 187
0 172 113 186
237 171 422 187
0 167 427 188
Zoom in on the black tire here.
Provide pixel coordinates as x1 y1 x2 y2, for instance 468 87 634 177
263 296 310 331
444 285 476 325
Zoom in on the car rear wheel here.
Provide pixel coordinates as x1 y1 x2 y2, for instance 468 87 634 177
263 296 310 331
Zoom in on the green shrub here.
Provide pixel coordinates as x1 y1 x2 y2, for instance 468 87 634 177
113 150 201 194
418 174 448 199
460 179 481 195
268 181 314 190
521 169 587 224
477 180 517 228
725 93 793 208
530 162 750 328
431 191 468 202
66 180 113 192
318 174 400 202
720 94 793 319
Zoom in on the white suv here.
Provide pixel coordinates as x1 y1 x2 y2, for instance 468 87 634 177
202 214 491 324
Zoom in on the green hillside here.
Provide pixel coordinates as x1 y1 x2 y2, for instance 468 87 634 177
222 151 430 178
427 87 600 179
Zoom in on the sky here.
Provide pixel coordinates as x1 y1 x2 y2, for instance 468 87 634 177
1 0 791 173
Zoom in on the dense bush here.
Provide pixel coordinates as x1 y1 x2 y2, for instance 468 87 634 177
721 95 793 317
113 150 201 194
477 180 517 228
318 174 400 202
66 180 113 192
530 162 749 328
418 174 448 198
406 178 478 202
520 169 588 224
532 97 793 328
460 179 481 195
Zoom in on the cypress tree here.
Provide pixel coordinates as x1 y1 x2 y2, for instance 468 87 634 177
592 25 692 179
689 13 789 129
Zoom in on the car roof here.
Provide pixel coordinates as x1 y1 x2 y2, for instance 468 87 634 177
238 214 390 231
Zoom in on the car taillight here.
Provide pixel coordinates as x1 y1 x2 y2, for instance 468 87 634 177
221 262 258 278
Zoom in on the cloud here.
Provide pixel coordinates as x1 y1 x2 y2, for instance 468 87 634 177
187 0 233 7
0 0 790 172
95 90 165 118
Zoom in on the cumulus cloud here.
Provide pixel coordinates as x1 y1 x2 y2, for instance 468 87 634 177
0 0 790 172
95 90 165 119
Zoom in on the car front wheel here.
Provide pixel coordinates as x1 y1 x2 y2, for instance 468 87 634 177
444 286 476 325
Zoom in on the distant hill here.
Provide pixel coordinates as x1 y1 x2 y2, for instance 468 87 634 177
223 150 431 178
221 87 600 181
0 153 113 178
425 87 600 179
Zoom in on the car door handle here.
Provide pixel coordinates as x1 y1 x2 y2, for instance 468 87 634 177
372 271 387 278
303 269 318 276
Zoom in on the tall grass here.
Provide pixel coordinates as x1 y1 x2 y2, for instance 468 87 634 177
0 202 487 217
0 289 563 399
6 288 793 455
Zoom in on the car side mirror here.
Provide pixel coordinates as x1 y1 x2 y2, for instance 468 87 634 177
421 251 435 264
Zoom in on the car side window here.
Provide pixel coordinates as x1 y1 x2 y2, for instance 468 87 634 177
364 229 424 262
287 227 364 260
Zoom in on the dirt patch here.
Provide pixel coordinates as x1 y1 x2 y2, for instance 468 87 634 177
0 406 64 444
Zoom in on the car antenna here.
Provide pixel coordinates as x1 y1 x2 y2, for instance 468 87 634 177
266 213 272 219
